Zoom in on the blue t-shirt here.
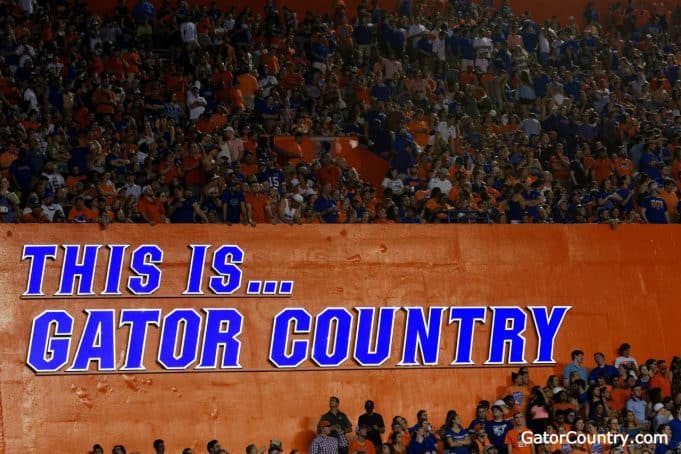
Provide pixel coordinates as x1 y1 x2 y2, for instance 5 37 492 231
670 418 681 449
170 198 197 223
221 190 244 223
563 363 587 383
588 365 620 383
444 428 469 454
485 420 512 449
313 196 338 223
642 196 668 224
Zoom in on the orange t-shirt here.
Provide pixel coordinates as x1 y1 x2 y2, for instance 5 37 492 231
506 386 530 408
650 375 672 398
592 158 613 183
316 165 342 189
137 197 165 224
504 428 533 454
349 439 376 454
407 119 430 147
610 388 631 412
237 73 259 97
245 193 270 224
660 191 678 216
614 157 633 177
67 206 97 223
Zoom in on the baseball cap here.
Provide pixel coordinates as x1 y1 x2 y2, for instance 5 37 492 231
553 387 565 395
654 403 664 412
319 420 331 428
493 399 506 407
292 194 304 203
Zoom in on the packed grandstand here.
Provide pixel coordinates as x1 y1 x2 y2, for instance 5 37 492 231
94 346 681 454
3 0 681 224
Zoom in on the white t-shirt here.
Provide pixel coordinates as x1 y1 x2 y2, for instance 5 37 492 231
432 38 446 61
23 88 38 111
428 177 452 194
180 21 198 43
41 172 65 190
614 356 638 369
41 203 64 222
186 90 207 120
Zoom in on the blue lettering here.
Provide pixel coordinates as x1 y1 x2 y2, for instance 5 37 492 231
485 307 527 365
269 308 311 368
56 245 101 295
197 308 243 369
102 245 128 295
311 308 353 367
353 307 398 367
398 307 446 366
22 245 57 296
208 245 244 294
68 310 116 371
449 307 486 365
26 310 73 373
119 309 161 371
157 309 201 369
127 245 163 295
528 306 571 364
184 245 210 295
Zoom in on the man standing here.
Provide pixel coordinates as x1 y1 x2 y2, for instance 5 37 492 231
485 405 512 454
626 385 649 430
311 420 340 454
321 396 352 454
358 400 385 449
563 350 587 386
588 352 620 384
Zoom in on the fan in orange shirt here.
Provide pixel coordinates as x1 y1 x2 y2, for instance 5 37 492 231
504 414 535 454
350 426 377 454
407 110 430 148
506 372 530 409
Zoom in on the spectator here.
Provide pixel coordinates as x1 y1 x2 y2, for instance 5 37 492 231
358 400 385 449
563 350 587 387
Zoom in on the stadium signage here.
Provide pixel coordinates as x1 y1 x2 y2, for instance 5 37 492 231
21 244 571 374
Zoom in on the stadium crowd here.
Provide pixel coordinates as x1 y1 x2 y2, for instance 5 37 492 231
93 343 681 454
2 0 681 224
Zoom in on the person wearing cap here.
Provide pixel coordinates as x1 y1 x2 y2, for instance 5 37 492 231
311 420 340 454
320 396 352 454
653 404 671 433
484 405 512 454
278 193 303 224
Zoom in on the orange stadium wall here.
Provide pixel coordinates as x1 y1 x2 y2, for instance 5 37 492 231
82 0 666 25
1 225 681 453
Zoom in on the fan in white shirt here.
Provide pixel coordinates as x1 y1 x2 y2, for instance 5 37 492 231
186 82 207 121
180 20 198 45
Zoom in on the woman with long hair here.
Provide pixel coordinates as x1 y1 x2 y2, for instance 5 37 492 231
442 411 470 454
526 386 551 434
